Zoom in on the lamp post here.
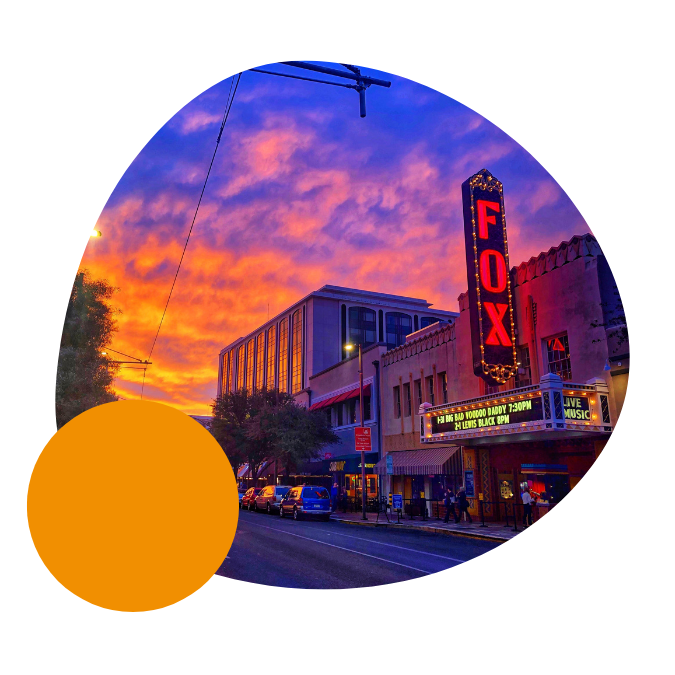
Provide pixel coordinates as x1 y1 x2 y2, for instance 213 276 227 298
345 342 367 520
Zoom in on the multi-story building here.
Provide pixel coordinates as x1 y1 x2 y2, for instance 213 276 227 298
217 285 458 488
377 233 628 518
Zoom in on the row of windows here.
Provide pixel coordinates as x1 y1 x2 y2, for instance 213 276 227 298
393 372 449 418
324 396 372 428
485 333 572 395
221 309 303 396
345 306 445 354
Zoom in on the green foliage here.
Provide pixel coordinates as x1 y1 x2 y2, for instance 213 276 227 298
55 270 120 429
210 388 340 482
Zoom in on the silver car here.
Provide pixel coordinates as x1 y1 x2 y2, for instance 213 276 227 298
254 485 292 514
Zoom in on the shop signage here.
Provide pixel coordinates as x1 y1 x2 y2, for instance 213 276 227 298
329 460 346 472
430 396 544 434
386 454 394 475
464 470 475 498
563 395 591 420
461 169 518 386
392 494 403 510
354 426 372 452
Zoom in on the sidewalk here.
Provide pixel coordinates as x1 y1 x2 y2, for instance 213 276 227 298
329 510 532 542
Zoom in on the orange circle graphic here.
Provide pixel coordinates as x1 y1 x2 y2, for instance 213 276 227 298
27 400 238 612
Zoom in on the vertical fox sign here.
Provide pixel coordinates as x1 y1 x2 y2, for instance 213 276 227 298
462 169 518 386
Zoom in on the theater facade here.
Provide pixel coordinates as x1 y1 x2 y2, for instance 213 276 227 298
377 170 628 518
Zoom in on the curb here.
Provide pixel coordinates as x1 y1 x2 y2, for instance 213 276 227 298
329 516 513 543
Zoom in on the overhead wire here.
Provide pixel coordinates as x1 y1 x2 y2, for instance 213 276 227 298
140 72 242 399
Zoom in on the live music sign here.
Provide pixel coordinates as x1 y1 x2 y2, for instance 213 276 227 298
462 169 518 386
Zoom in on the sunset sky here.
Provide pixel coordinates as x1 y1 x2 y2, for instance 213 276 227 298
81 62 591 415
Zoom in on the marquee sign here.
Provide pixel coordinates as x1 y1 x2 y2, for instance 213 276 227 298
462 169 518 386
430 394 593 434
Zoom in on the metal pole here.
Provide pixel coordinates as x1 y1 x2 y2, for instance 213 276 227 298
359 344 366 520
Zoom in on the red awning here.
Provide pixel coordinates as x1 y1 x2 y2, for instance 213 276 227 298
309 384 371 410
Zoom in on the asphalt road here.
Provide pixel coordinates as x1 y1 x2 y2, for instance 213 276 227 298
216 509 502 589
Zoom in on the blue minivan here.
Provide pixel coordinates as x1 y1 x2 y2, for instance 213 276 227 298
279 485 331 520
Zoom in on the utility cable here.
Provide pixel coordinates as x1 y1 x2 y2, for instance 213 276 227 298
147 72 241 361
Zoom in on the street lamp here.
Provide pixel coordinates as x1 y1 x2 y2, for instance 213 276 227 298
345 342 367 520
91 229 102 238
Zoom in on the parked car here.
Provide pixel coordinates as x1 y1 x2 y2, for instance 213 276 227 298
279 485 331 520
238 488 247 503
241 487 263 510
254 485 292 513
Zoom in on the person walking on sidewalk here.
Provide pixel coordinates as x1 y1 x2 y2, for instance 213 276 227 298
330 482 338 512
456 486 472 524
443 489 457 523
522 485 533 527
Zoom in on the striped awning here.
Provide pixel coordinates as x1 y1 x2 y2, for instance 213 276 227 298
310 384 371 410
374 446 462 476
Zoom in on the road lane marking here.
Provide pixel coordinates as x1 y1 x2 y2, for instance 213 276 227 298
319 530 468 563
239 512 468 564
248 522 437 575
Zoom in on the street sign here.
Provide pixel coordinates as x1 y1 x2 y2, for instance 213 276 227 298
392 493 403 510
354 426 372 452
386 454 394 475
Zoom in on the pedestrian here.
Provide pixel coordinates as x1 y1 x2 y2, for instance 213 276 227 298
443 488 456 523
522 485 533 527
457 486 472 524
330 482 338 512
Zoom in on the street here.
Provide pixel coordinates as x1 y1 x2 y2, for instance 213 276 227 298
216 509 502 589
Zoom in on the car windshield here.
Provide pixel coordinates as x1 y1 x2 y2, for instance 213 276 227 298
302 487 330 499
275 487 290 495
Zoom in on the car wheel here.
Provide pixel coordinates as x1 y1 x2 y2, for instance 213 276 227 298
293 507 301 521
267 503 271 514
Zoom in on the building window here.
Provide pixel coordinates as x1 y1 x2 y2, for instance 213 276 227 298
255 332 265 391
393 386 401 419
246 339 255 391
385 312 413 351
236 345 245 391
403 382 411 417
421 317 440 329
378 310 384 342
266 324 276 390
325 407 332 427
415 379 422 410
348 306 377 348
363 395 371 421
426 375 435 406
221 352 230 395
515 345 532 387
291 309 303 394
278 317 289 393
440 371 448 403
546 333 572 381
347 398 357 425
337 403 344 427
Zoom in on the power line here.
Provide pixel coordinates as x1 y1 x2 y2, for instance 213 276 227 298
146 72 241 362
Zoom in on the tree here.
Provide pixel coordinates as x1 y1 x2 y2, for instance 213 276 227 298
211 388 340 483
211 388 290 483
249 403 340 478
55 269 121 429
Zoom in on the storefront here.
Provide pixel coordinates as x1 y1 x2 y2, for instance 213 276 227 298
420 374 613 520
323 452 379 499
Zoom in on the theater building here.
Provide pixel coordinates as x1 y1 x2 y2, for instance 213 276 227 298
217 285 457 486
378 231 628 518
